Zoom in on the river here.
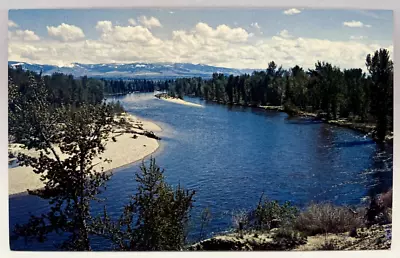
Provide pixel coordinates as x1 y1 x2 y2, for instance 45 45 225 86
9 93 393 250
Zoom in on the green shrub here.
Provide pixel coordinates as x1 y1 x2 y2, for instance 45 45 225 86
252 194 298 231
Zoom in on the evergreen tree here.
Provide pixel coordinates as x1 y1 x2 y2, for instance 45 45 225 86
92 158 195 251
366 49 394 142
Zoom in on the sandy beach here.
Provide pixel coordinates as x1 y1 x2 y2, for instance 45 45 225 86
157 96 204 108
8 113 162 195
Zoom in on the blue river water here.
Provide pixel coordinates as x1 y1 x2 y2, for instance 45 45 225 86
9 93 393 250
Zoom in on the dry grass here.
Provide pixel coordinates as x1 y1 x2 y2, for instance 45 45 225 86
316 239 339 250
294 203 365 236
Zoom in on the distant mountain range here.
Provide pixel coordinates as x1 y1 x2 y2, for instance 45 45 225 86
8 61 260 79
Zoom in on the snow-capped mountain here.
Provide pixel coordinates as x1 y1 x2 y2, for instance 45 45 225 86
8 61 259 79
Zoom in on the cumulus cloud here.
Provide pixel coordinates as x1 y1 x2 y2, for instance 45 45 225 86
9 30 40 41
8 21 391 70
194 23 249 43
343 20 371 28
96 21 113 33
95 21 162 45
283 8 301 15
8 20 18 28
47 23 85 41
137 16 162 28
128 18 136 26
277 29 293 39
103 26 161 45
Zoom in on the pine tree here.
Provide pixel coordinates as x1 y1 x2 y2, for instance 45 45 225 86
92 158 195 251
366 49 393 142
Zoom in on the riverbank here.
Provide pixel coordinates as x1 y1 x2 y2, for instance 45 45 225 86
8 113 162 195
190 189 392 251
260 105 378 134
190 223 391 251
205 100 393 143
155 93 204 108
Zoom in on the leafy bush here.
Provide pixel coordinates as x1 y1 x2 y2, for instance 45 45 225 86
251 194 298 231
294 203 365 236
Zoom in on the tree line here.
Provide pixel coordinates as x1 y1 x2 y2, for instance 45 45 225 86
167 49 393 142
101 78 169 95
9 66 105 108
9 65 168 100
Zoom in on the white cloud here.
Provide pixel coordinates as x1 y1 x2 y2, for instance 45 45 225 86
96 21 113 33
9 30 40 41
137 16 162 28
102 25 162 45
8 20 18 28
350 35 367 40
8 21 391 71
169 11 174 14
128 18 136 26
250 22 261 29
343 20 371 28
283 8 301 15
343 20 363 27
277 29 293 39
95 21 162 46
193 23 249 43
47 23 85 41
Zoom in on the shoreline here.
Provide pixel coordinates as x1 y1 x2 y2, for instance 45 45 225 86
202 99 393 144
155 93 204 108
8 113 162 196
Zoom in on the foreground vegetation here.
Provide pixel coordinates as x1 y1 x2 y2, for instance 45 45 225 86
167 49 393 142
191 189 392 251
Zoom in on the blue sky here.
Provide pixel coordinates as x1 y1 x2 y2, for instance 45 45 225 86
8 8 393 69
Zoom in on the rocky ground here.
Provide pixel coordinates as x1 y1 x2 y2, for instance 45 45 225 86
189 224 391 251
